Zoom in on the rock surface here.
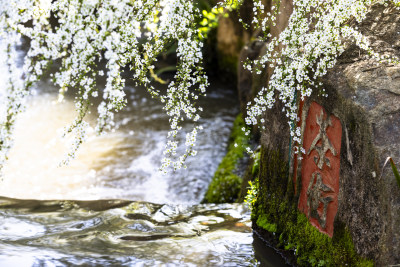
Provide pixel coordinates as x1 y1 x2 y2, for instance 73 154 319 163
237 1 400 265
322 4 400 263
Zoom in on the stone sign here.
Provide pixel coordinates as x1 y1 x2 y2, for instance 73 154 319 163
298 102 342 237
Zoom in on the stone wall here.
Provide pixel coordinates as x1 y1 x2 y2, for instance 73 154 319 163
237 1 400 265
321 4 400 262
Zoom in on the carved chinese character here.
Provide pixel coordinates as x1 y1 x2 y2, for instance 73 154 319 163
298 102 342 237
307 172 334 229
307 110 337 169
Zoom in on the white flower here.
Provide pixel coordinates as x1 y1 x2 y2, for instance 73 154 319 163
0 0 398 174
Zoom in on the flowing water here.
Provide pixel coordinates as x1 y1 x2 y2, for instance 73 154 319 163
0 44 289 266
0 78 237 203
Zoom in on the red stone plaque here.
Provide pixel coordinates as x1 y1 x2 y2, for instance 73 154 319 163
298 102 342 237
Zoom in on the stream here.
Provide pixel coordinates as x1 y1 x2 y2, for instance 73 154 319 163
0 44 289 266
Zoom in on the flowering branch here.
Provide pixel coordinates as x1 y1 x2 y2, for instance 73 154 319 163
1 0 399 174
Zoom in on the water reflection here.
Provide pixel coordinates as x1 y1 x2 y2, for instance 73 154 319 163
0 198 257 266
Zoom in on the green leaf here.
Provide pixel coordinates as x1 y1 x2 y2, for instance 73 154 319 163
200 18 208 26
155 65 177 76
207 13 216 20
389 158 400 189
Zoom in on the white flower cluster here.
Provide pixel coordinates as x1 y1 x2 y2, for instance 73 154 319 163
0 0 37 173
0 0 207 173
238 0 400 154
1 0 399 173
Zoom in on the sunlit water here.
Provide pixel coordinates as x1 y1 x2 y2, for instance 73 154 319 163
0 44 289 266
1 80 237 203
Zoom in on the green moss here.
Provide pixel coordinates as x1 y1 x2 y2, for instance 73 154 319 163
253 147 374 266
256 214 277 233
251 150 261 176
204 174 242 203
203 114 248 203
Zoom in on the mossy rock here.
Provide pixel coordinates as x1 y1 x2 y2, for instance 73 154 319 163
204 174 242 203
254 201 373 266
253 147 373 266
203 114 249 203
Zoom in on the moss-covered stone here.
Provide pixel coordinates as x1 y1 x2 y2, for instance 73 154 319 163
253 147 373 266
203 114 248 203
